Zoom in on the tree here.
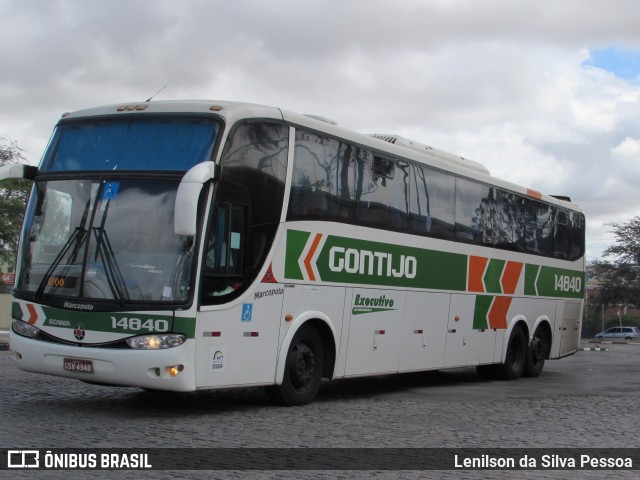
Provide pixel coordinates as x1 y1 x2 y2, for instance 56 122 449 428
602 217 640 265
594 218 640 306
0 136 31 271
585 217 640 336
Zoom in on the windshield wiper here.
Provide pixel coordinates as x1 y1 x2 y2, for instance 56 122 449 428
35 199 91 300
92 199 130 307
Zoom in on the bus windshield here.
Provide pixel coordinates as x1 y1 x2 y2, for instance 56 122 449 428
14 117 222 308
41 118 219 172
17 178 196 307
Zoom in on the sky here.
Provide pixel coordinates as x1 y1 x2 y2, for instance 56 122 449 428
1 0 639 262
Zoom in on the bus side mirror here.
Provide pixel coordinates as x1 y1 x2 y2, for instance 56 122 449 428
174 161 219 236
0 163 38 181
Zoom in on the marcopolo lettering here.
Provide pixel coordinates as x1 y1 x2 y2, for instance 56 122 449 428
64 302 94 311
254 288 284 300
329 247 417 279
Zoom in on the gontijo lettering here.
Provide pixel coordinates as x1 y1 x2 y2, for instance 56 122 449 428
329 246 417 279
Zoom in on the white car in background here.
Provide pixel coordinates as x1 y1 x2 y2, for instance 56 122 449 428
594 326 640 340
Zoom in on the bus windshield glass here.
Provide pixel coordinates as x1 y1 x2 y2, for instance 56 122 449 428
41 118 219 172
17 178 196 307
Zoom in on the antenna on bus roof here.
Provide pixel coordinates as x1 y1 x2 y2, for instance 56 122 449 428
145 85 167 103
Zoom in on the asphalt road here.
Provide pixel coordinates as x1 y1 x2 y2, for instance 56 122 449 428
1 340 639 479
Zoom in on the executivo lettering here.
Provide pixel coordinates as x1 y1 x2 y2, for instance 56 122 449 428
352 293 397 315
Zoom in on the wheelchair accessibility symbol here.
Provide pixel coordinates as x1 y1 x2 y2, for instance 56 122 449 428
241 303 253 322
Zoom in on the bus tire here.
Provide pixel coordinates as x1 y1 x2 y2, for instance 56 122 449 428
523 326 550 378
266 325 324 406
495 325 527 380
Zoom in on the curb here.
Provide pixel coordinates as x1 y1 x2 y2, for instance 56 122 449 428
580 347 610 352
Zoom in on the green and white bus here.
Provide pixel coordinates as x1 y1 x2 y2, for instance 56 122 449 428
2 100 585 405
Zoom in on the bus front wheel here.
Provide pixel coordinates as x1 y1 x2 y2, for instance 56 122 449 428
266 325 324 406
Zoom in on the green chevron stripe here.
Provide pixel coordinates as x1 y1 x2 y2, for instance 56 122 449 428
484 259 505 294
284 229 311 280
473 295 493 329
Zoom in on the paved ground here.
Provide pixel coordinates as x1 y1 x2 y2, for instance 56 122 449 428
1 338 639 479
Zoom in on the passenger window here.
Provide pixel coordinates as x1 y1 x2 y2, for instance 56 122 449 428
355 150 409 229
409 164 454 239
524 200 554 256
455 178 492 244
220 122 288 226
289 131 356 219
495 191 525 250
554 209 570 259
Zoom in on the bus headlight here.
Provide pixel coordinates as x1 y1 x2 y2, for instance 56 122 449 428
12 318 40 338
126 333 186 350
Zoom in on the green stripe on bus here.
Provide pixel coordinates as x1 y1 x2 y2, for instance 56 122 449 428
284 229 584 298
473 295 492 329
12 301 22 320
525 264 584 299
285 229 311 280
484 259 506 294
525 264 540 296
314 234 468 290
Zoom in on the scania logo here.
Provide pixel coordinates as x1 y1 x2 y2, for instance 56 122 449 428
74 325 86 341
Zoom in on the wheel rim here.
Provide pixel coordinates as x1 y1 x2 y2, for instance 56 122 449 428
530 336 545 364
289 342 317 391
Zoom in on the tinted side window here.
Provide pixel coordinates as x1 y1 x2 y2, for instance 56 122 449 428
496 191 525 250
524 200 554 256
201 122 288 305
220 122 288 226
409 164 455 239
285 128 585 261
567 211 585 260
288 131 355 219
355 151 409 229
455 178 492 244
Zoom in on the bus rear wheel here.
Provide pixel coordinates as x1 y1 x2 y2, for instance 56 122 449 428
266 325 324 406
495 325 527 380
523 326 550 377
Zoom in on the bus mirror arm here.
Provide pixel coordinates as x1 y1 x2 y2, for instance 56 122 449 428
174 161 219 236
0 163 38 181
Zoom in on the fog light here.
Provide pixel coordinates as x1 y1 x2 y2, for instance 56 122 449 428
167 365 184 377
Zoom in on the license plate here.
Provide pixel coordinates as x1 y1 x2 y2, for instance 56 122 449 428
63 358 94 374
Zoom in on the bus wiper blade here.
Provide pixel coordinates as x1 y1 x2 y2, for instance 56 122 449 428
35 199 91 300
92 199 130 306
35 226 87 300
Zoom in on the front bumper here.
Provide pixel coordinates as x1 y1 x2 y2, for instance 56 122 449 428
9 331 196 391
